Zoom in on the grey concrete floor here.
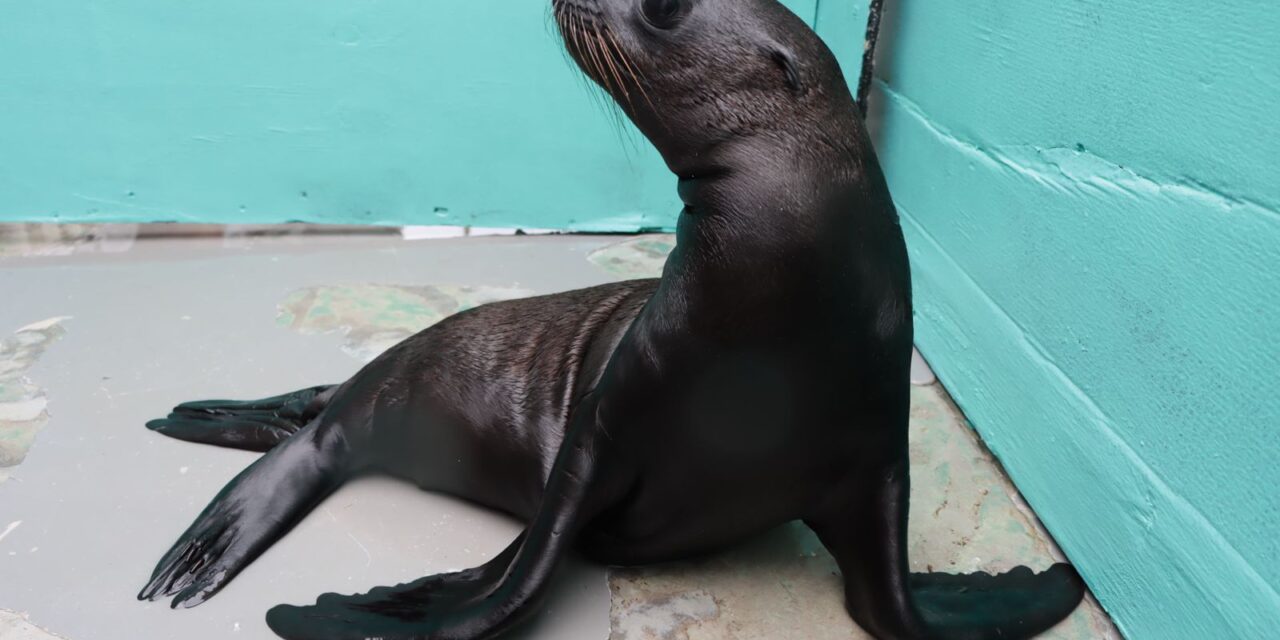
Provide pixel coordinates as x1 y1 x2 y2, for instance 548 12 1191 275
0 225 1118 639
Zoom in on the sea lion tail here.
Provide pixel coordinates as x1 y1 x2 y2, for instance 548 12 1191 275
145 384 337 452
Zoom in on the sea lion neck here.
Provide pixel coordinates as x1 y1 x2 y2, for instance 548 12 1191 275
671 118 867 223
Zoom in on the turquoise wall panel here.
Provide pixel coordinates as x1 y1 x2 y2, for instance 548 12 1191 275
870 0 1280 637
0 0 815 229
813 0 871 90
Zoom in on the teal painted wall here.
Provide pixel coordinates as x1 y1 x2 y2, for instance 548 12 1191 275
814 0 871 92
0 0 815 229
867 0 1280 637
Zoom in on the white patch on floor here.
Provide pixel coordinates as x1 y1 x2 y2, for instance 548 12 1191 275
0 610 68 640
609 590 719 640
0 317 70 484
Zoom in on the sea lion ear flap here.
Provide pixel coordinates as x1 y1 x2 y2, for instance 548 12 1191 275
767 45 804 95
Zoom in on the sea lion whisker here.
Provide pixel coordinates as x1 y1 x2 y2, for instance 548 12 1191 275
602 30 641 87
566 9 585 61
577 17 633 136
554 16 582 77
604 30 657 115
597 30 632 101
557 10 609 116
595 29 634 112
581 20 614 95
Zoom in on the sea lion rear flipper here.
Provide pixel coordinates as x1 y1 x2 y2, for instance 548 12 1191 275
908 563 1086 636
807 456 1086 639
145 384 337 452
264 393 605 640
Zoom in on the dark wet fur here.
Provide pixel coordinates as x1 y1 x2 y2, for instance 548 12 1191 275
139 1 1086 638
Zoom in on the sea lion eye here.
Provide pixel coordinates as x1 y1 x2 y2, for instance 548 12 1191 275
641 0 684 29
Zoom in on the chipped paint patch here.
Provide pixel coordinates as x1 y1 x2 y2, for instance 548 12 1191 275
609 585 719 640
608 524 853 640
587 235 675 279
0 317 69 484
276 284 531 361
606 384 1119 639
0 225 92 258
0 609 69 639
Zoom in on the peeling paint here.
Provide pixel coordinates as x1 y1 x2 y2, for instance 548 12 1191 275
609 585 719 640
0 225 147 258
587 235 676 279
0 317 69 484
0 609 69 640
0 225 92 258
276 284 531 361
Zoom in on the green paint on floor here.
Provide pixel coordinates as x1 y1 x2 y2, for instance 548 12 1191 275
586 235 676 279
276 283 531 361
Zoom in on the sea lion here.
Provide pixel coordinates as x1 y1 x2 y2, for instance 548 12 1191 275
137 0 1087 638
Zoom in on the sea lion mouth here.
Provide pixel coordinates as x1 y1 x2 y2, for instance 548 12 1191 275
552 0 653 114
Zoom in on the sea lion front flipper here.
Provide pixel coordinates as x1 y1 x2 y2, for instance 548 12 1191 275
264 393 605 640
807 456 1086 639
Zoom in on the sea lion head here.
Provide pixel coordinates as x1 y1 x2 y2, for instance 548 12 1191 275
552 0 856 175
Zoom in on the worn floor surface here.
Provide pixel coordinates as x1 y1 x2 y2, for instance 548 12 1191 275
0 226 1118 639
